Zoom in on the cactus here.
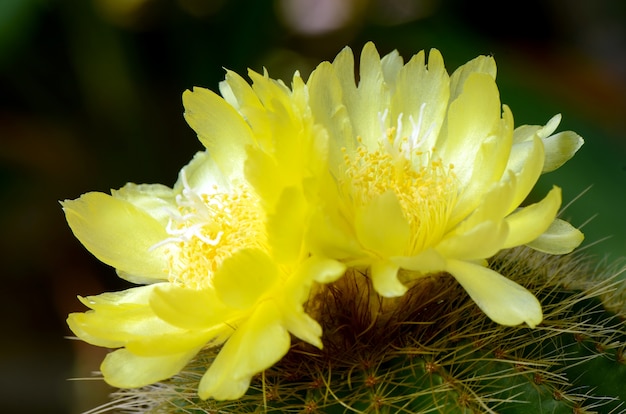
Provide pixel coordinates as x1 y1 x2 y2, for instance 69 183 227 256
98 246 626 414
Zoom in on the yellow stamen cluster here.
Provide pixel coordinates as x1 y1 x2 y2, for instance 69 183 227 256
162 186 265 290
342 136 457 255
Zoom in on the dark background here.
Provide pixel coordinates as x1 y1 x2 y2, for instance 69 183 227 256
1 0 625 412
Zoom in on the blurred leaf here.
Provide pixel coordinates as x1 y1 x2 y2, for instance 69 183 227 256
0 0 44 68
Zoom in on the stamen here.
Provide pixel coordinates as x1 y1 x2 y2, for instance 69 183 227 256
343 110 457 255
149 171 264 289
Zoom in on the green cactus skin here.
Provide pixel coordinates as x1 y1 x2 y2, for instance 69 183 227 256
93 247 626 414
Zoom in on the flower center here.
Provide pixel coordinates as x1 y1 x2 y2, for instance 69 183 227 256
157 177 265 290
341 127 457 254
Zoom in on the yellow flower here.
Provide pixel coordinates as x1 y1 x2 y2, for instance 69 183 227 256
188 67 329 263
65 42 585 405
63 149 263 286
65 95 344 399
303 43 584 327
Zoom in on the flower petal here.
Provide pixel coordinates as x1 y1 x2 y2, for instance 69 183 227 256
276 255 343 348
445 259 543 327
266 186 308 262
371 260 406 297
101 348 200 388
503 186 561 249
173 151 229 195
212 249 278 309
437 220 509 261
125 329 225 357
391 48 449 151
525 218 584 254
505 135 545 214
347 42 388 149
392 248 446 274
111 182 175 225
448 106 514 226
355 191 410 257
282 311 323 349
219 69 263 112
244 146 284 205
439 72 502 185
62 192 169 282
67 285 179 348
77 283 155 310
448 54 497 102
542 131 584 173
300 254 347 284
182 87 254 180
198 301 290 400
307 205 363 260
280 268 324 347
307 61 355 170
380 48 403 87
467 174 516 225
149 284 234 330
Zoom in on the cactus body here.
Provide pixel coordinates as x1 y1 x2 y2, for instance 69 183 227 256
102 247 625 413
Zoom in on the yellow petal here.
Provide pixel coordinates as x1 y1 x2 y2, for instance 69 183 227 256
537 114 562 138
371 260 407 297
299 254 346 284
525 218 584 254
276 255 341 348
307 61 355 170
62 192 169 282
77 283 155 310
512 124 541 144
437 220 508 261
392 48 449 151
449 105 513 225
244 146 284 204
245 72 298 155
459 173 516 230
101 348 200 388
506 135 545 214
286 314 323 348
182 87 254 180
248 69 292 113
266 186 308 262
331 45 357 99
448 54 497 102
173 151 229 194
542 131 584 173
125 329 224 357
212 249 278 309
350 42 387 149
439 72 501 185
67 312 125 348
445 259 543 328
392 248 446 274
68 285 179 348
502 186 561 249
380 48 403 86
220 69 263 112
198 301 290 400
355 191 410 257
279 302 323 349
307 206 363 260
450 130 515 228
111 182 175 225
149 284 233 330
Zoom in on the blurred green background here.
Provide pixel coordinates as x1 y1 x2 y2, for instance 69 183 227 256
1 0 625 412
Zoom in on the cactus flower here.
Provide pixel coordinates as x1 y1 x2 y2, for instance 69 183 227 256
64 150 344 400
64 42 585 404
302 43 584 327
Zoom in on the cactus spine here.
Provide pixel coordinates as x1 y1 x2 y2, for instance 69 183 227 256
95 247 626 413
